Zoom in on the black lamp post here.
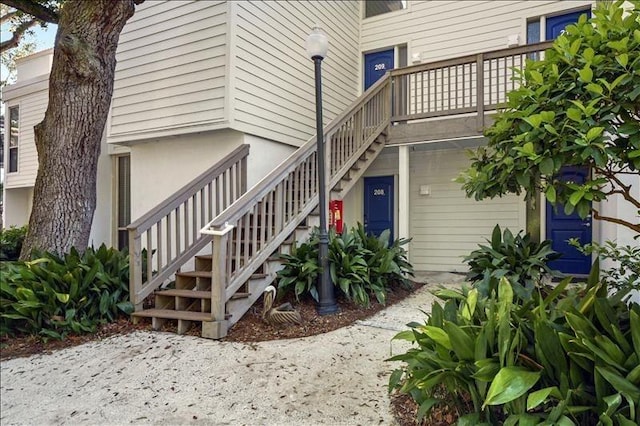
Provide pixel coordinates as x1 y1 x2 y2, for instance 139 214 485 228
306 26 338 316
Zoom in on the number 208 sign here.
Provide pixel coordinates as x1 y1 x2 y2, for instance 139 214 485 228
373 188 386 196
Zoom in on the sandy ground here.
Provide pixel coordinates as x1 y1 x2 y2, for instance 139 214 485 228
0 273 466 426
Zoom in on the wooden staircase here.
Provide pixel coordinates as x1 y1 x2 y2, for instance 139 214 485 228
131 212 320 333
129 129 387 337
127 42 554 339
128 70 392 338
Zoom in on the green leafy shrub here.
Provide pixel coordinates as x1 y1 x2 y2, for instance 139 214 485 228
0 244 133 339
0 225 27 261
389 268 640 425
464 224 563 300
277 223 413 307
275 236 320 302
571 239 640 296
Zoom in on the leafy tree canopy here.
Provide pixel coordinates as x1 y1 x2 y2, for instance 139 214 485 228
458 0 640 233
0 1 59 50
1 1 60 88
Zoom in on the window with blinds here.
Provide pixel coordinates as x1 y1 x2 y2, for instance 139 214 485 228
8 106 19 173
117 155 131 250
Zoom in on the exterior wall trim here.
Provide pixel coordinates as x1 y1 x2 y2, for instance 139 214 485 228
108 120 231 146
1 75 48 101
224 0 237 125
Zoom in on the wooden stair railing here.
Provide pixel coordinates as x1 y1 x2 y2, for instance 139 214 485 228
389 41 553 128
200 75 393 338
128 145 250 310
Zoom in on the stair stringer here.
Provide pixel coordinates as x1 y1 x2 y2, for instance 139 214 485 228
331 135 386 199
224 221 317 327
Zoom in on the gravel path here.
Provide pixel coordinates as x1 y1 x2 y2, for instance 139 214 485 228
0 274 465 426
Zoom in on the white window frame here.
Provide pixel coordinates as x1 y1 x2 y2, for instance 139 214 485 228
362 0 409 21
113 153 131 251
7 105 19 174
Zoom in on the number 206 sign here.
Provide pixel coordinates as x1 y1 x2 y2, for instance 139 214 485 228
373 188 385 196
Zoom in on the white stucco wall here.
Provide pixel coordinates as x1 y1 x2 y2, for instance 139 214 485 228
88 135 114 248
243 134 296 188
129 129 244 220
2 187 33 228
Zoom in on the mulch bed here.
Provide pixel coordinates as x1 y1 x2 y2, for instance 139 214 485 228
390 386 474 426
0 280 464 425
0 282 423 359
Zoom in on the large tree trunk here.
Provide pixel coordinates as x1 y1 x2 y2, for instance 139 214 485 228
20 0 139 259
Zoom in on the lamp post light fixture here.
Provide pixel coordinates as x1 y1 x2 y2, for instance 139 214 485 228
306 26 338 316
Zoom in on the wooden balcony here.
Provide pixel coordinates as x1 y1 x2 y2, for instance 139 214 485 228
386 41 553 145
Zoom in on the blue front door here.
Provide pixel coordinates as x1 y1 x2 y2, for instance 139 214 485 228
364 176 394 242
546 167 592 275
544 10 593 276
546 10 591 39
364 49 394 90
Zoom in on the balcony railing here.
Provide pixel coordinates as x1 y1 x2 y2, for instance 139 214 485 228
390 41 553 127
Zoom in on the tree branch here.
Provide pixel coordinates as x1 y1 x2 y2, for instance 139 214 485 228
0 17 35 51
1 0 59 24
596 168 640 209
592 209 640 234
608 173 640 209
0 9 18 24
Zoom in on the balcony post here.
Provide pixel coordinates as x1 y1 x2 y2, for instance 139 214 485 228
476 52 485 130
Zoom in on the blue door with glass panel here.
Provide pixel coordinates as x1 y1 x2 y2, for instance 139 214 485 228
546 10 591 39
364 49 394 90
546 167 592 275
364 176 394 242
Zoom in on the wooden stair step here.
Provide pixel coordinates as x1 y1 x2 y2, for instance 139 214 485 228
176 270 212 278
250 273 267 279
156 289 211 299
157 288 252 300
231 292 250 300
176 271 267 282
132 309 212 322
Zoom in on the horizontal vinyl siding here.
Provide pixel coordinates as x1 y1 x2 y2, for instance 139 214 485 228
109 0 228 141
4 90 48 189
361 0 594 62
409 149 526 272
232 0 360 147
